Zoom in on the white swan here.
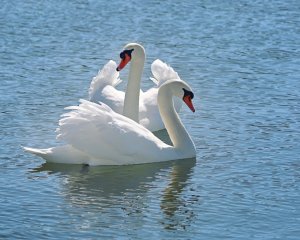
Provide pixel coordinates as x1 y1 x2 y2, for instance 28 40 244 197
23 79 196 165
89 43 182 131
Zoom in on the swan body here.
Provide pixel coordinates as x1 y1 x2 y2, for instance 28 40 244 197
23 79 196 165
88 43 182 132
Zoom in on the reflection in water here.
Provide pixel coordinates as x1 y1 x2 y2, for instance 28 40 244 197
32 156 197 230
154 130 199 229
160 158 198 230
33 161 175 198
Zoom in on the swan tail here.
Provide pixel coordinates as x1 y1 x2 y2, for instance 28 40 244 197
22 146 48 158
88 60 121 102
151 59 180 87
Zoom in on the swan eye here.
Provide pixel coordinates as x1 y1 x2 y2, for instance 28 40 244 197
117 49 135 71
119 49 134 60
182 88 194 99
120 52 125 59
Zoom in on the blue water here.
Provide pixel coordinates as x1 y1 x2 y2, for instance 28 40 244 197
1 0 300 239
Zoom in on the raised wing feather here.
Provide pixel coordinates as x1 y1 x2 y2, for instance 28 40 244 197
150 59 180 87
88 60 122 103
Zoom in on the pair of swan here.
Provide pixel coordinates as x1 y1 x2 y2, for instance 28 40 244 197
88 43 181 132
23 43 196 165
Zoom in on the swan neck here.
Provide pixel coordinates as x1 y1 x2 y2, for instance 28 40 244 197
158 87 194 152
123 53 145 122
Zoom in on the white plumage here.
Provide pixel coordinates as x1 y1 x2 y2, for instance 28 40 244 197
24 79 196 165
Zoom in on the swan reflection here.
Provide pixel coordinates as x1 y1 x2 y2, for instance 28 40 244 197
32 156 197 230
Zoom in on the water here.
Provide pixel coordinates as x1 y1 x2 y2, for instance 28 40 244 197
1 0 300 239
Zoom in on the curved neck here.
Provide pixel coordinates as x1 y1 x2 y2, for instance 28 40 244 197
123 50 145 123
157 86 195 152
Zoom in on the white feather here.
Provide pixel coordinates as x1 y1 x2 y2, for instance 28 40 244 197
151 59 180 86
56 99 171 165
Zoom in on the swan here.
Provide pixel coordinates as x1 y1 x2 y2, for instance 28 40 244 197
89 43 182 131
23 79 196 165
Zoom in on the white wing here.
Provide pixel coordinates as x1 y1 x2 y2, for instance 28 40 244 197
150 59 180 87
57 100 170 165
139 59 182 131
89 60 121 102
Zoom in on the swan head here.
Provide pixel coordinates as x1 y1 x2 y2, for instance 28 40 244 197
161 79 195 113
182 88 195 112
116 43 145 71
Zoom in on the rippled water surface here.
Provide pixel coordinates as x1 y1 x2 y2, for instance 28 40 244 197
1 0 300 239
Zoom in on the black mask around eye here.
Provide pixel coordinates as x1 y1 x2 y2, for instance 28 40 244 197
182 88 194 100
120 49 134 59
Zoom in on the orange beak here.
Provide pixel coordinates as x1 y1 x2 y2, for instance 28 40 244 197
116 54 131 71
183 95 195 112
